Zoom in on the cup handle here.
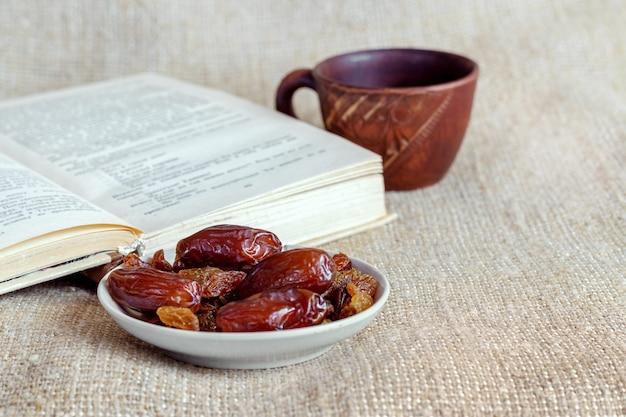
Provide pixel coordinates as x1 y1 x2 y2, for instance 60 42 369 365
275 69 316 118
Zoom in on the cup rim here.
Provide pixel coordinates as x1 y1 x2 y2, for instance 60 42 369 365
313 48 479 92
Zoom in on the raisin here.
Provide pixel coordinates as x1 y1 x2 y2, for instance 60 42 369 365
178 266 246 299
236 248 336 299
150 249 174 271
122 253 152 269
338 283 375 319
156 306 200 331
323 268 378 319
332 252 352 272
349 272 378 299
196 302 219 332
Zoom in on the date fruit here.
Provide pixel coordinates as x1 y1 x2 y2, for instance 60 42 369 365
173 224 282 271
216 288 329 332
235 248 336 299
107 267 202 313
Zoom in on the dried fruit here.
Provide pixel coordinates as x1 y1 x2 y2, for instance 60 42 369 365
150 249 174 271
332 252 352 272
108 225 379 332
196 302 219 332
347 271 378 299
173 224 282 271
122 250 174 272
236 248 336 299
107 267 202 313
338 283 374 319
156 306 200 331
178 266 246 299
122 253 151 269
216 288 329 332
323 267 378 320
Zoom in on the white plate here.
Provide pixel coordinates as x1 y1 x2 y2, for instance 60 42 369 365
97 254 389 369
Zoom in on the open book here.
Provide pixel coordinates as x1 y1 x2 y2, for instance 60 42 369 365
0 74 393 294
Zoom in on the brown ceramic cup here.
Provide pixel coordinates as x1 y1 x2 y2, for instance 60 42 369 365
275 48 479 190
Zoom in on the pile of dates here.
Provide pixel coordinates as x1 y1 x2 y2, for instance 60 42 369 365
107 224 378 332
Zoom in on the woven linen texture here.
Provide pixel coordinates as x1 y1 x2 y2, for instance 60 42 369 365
1 1 625 416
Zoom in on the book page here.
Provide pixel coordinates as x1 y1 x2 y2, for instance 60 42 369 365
0 74 380 235
0 154 132 249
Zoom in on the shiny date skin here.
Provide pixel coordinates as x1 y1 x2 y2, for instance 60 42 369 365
173 224 282 271
216 288 329 332
235 248 336 299
107 267 202 313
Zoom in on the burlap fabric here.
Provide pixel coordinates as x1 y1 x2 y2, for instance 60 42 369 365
1 1 624 416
